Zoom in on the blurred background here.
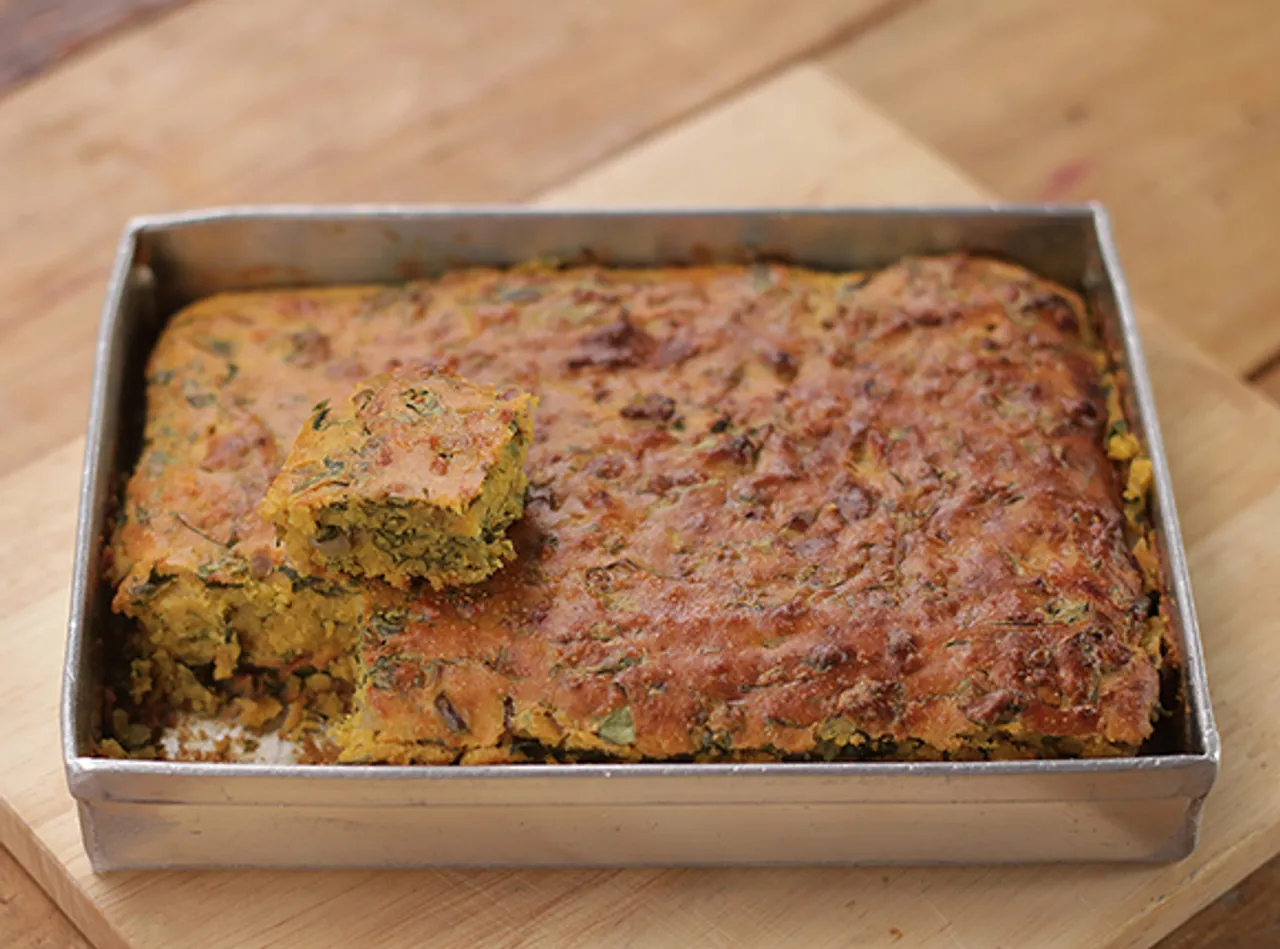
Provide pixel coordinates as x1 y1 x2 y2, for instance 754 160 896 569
0 1 1276 946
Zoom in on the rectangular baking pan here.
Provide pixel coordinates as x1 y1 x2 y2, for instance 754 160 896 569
63 206 1219 870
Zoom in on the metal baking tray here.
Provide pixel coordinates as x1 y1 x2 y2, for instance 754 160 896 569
63 206 1219 870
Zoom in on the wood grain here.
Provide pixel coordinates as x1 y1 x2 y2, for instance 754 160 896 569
1 64 1279 949
0 0 887 480
0 846 91 949
825 0 1280 376
1156 856 1280 949
0 0 190 93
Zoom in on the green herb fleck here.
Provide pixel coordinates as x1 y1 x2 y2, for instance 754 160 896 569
590 655 643 676
199 337 234 358
497 285 543 304
296 456 348 490
403 387 442 417
1045 599 1090 625
280 566 347 597
173 513 228 548
130 568 174 600
749 264 774 291
435 693 468 733
598 705 635 745
370 610 408 638
311 399 332 430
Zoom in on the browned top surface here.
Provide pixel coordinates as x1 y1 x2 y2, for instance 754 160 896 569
355 255 1161 760
261 366 533 518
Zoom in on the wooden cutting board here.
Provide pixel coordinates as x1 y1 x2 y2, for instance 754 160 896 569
3 64 1280 949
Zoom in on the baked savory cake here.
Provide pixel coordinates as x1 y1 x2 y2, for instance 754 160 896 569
105 254 1171 762
260 367 535 590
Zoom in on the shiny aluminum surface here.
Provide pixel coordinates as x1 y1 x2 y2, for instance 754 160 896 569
63 206 1218 870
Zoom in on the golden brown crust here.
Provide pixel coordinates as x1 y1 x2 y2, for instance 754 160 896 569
263 367 533 517
339 255 1163 762
110 255 1166 762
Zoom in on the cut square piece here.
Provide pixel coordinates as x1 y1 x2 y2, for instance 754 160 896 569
261 366 536 589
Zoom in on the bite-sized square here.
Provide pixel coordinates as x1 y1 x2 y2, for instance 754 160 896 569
261 366 536 589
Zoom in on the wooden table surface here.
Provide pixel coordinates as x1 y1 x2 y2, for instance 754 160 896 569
1 1 1278 946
